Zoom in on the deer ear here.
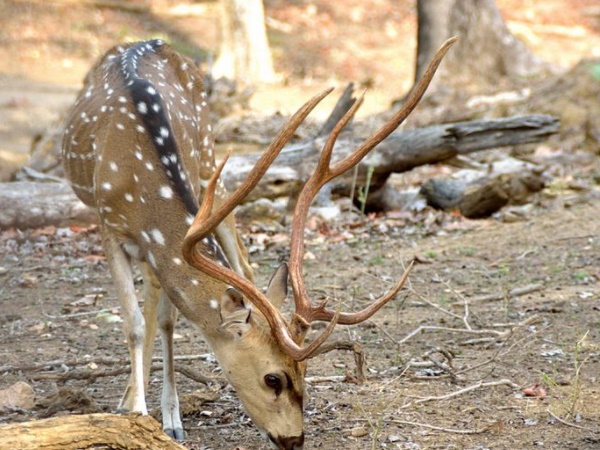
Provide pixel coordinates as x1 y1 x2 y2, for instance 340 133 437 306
219 288 251 338
265 263 289 309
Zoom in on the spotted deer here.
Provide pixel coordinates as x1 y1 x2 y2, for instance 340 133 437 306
61 38 455 449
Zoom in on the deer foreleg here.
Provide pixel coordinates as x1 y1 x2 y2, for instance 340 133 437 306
103 235 148 415
215 216 254 281
158 292 183 440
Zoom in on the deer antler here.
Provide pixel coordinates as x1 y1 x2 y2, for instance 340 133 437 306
183 37 458 361
183 88 340 361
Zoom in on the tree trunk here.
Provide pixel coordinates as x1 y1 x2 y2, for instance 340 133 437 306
414 0 548 93
414 0 452 90
0 413 186 450
213 0 276 84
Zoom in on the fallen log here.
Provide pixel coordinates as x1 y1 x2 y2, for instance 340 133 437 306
419 157 546 218
0 181 96 229
223 113 559 205
3 112 557 228
0 413 186 450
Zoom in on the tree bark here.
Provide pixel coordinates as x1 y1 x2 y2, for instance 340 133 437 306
413 0 548 93
0 413 186 450
414 0 452 91
213 0 276 84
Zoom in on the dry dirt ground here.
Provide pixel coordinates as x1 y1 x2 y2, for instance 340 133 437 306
1 1 600 450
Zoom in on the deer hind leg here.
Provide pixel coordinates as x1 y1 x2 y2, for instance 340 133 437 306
102 234 148 415
158 291 183 440
139 262 162 389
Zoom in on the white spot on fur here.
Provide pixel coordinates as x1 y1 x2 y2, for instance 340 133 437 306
147 251 157 269
137 101 148 114
124 193 134 202
159 185 173 199
172 257 182 265
109 162 118 172
102 182 112 191
209 299 218 309
150 228 165 246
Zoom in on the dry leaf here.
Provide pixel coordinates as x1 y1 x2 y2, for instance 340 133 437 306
522 385 547 398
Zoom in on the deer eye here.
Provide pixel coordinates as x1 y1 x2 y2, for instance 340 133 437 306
264 374 283 395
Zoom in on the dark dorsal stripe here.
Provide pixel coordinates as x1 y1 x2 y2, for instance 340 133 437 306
121 40 199 216
119 40 232 269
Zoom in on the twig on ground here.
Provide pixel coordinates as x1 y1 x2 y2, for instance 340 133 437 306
25 362 216 385
313 340 366 382
401 379 520 409
411 289 464 321
388 418 491 434
0 354 213 374
451 283 543 305
44 308 118 320
406 347 456 379
547 408 595 432
306 375 346 384
398 325 496 344
455 323 543 376
442 281 472 330
460 316 540 345
398 315 540 345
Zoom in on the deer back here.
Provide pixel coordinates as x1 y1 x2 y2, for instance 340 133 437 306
62 41 232 293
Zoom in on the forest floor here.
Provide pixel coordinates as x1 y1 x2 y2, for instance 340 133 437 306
1 1 600 449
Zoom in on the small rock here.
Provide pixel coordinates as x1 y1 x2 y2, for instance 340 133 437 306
350 426 369 437
304 251 316 260
0 381 36 410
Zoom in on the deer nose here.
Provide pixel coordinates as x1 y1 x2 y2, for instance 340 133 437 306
273 433 304 450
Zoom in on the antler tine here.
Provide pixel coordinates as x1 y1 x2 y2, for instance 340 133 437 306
288 37 458 328
329 36 458 178
312 260 414 324
187 87 334 244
